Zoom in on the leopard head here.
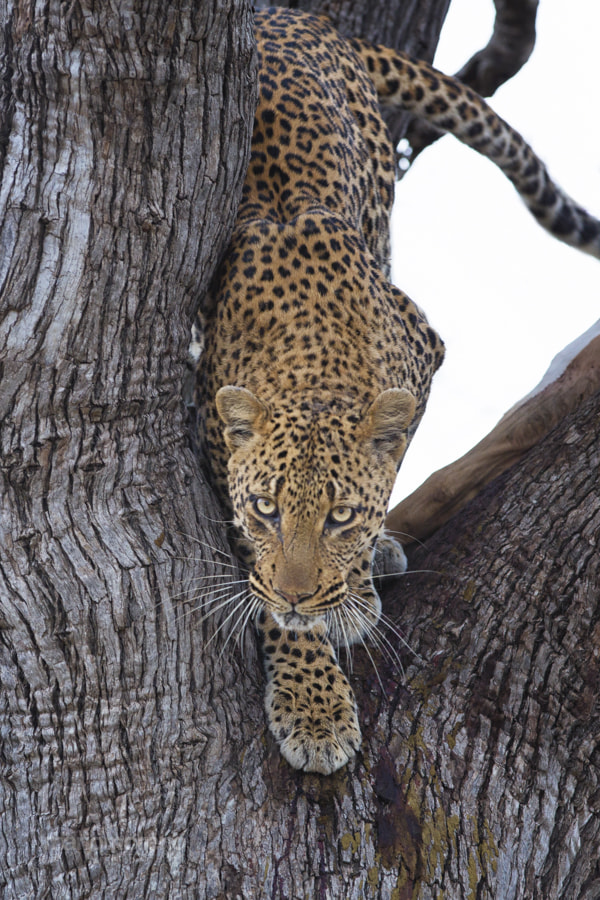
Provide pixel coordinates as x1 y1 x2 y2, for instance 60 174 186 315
216 385 416 632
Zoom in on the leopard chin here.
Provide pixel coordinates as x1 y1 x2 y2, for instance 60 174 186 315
270 608 327 632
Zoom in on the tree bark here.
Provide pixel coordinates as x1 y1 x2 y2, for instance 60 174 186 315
2 0 599 897
0 0 258 895
376 386 600 899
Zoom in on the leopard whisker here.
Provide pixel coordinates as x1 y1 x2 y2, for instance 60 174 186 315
348 594 405 676
216 591 258 662
382 527 427 549
341 602 385 694
232 593 262 659
376 610 423 663
370 567 442 580
339 607 354 672
195 583 253 617
186 572 249 583
354 605 404 683
349 591 423 664
205 588 254 649
194 512 237 527
156 580 242 615
166 576 249 605
174 584 250 626
170 553 244 572
184 578 249 603
173 531 238 562
331 607 354 673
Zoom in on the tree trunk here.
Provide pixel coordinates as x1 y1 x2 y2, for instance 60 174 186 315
0 0 258 895
2 0 598 897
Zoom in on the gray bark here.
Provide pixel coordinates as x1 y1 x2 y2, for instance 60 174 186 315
0 0 257 894
376 387 600 899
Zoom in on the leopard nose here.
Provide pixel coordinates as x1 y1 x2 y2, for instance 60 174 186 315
274 589 315 607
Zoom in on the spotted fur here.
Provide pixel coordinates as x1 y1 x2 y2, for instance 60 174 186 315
196 8 600 774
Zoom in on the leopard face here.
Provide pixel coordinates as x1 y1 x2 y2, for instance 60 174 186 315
217 386 416 634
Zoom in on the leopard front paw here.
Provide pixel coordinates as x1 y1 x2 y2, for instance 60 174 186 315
259 619 361 774
265 676 361 775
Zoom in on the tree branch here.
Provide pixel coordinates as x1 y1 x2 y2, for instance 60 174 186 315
387 327 600 544
375 385 600 896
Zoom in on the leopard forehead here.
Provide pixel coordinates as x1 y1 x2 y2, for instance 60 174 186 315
229 410 394 515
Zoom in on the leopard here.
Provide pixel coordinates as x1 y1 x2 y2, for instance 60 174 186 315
196 7 600 775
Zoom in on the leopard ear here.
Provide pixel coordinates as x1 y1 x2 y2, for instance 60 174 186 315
365 388 416 457
216 386 270 450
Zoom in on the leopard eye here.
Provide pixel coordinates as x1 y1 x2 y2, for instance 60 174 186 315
254 496 278 518
328 505 355 526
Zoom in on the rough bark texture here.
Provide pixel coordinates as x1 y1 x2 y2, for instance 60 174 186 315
2 0 599 897
0 0 257 895
378 387 600 899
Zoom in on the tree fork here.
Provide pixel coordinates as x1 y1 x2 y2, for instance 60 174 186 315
2 0 598 897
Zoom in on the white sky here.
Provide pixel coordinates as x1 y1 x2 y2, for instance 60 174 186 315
389 0 600 504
